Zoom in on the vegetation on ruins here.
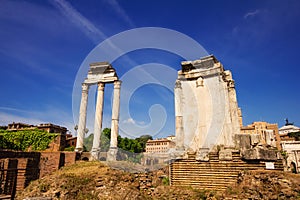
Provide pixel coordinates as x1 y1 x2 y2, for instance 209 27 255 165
17 161 300 200
84 128 152 153
0 128 58 151
64 146 75 152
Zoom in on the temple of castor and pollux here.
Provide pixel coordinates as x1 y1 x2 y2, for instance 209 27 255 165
75 55 285 189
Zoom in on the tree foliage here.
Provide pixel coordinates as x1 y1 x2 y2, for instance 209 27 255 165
0 128 58 151
135 135 153 151
118 136 143 153
83 128 152 153
83 133 94 152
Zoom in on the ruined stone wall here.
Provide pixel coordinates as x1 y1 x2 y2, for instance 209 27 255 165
170 151 284 190
0 152 40 192
175 55 241 152
45 134 66 152
0 151 77 192
39 152 63 178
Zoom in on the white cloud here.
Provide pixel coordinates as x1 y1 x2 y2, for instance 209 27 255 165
0 112 43 126
138 121 145 125
244 9 260 19
122 118 136 124
104 0 135 27
50 0 107 43
50 0 135 61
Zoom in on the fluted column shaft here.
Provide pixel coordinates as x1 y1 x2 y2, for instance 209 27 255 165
110 80 121 149
75 83 89 152
91 82 105 159
175 80 184 150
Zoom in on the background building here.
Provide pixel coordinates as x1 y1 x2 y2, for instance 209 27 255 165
142 137 176 166
145 138 175 153
278 120 300 173
240 121 281 150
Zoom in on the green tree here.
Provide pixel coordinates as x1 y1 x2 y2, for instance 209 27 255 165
83 133 94 151
82 128 150 154
135 135 152 152
100 128 110 151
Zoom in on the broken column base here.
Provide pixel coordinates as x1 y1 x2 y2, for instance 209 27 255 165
75 147 84 153
169 148 188 160
90 148 100 161
107 147 118 161
218 149 233 161
196 148 210 161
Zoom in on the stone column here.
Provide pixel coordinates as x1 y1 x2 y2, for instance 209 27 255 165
91 82 105 160
107 80 121 161
75 83 89 152
175 80 184 151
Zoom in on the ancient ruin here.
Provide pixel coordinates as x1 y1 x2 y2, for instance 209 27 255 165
174 55 241 159
170 55 284 189
75 62 121 161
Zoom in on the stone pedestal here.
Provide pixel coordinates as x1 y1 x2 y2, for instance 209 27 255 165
91 82 105 160
195 148 210 161
75 83 89 152
107 147 118 162
218 149 233 161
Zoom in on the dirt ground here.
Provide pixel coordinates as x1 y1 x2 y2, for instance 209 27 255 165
17 161 300 200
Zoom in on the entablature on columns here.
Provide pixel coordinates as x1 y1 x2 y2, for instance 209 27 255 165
84 62 119 84
178 55 224 80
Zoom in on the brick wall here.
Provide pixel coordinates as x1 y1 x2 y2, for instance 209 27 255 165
39 152 62 178
0 150 78 193
45 134 66 152
64 152 77 166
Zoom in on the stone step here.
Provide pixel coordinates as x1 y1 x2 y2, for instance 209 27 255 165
171 176 239 181
170 157 284 191
171 183 231 190
171 180 237 185
0 195 11 200
171 165 265 169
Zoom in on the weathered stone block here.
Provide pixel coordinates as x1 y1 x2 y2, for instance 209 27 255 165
107 148 118 161
242 147 277 161
235 134 251 150
250 134 260 146
195 148 209 161
219 149 233 161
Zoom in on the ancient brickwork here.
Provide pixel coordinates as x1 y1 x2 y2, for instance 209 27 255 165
0 150 78 195
170 151 284 190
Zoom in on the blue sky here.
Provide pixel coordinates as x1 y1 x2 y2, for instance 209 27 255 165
0 0 299 138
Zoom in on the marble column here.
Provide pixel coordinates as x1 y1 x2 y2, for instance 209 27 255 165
107 80 121 161
174 80 184 151
91 82 105 160
75 83 89 152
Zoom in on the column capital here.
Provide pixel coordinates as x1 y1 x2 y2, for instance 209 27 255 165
97 82 105 91
175 79 182 89
82 83 90 92
114 80 122 89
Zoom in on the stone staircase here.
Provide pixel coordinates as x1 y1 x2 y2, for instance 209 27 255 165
170 151 284 191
